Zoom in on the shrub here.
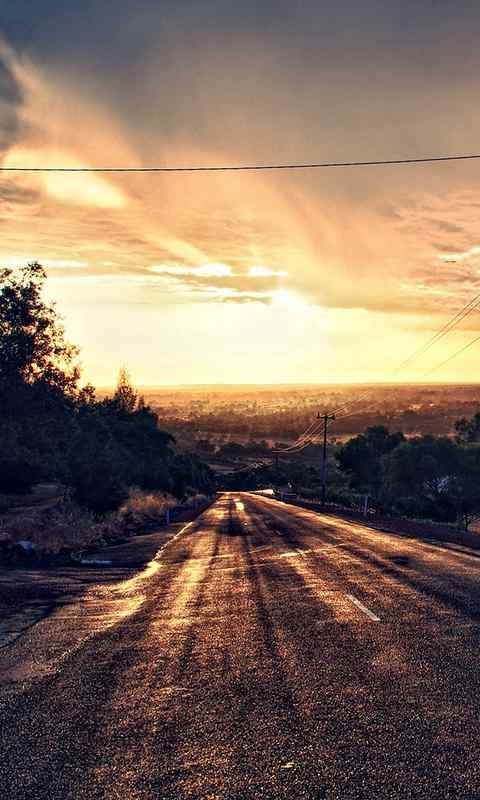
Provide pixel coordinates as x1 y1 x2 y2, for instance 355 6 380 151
119 488 176 530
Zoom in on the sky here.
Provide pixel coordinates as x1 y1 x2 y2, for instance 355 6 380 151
1 1 480 386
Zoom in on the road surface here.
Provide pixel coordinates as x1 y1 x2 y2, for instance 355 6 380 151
2 491 480 799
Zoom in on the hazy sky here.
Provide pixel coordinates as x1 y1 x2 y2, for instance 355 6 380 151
1 1 480 385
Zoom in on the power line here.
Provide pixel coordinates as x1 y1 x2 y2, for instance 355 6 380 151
291 417 322 444
328 291 480 419
333 327 480 421
395 292 480 372
273 432 321 454
328 389 372 419
2 152 480 173
273 317 480 458
421 332 480 378
277 288 480 446
273 413 331 453
273 417 324 453
273 413 338 453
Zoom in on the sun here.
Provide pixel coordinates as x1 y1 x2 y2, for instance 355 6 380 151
271 289 308 308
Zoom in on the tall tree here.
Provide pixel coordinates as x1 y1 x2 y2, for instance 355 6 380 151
113 367 137 414
0 262 81 488
0 261 80 405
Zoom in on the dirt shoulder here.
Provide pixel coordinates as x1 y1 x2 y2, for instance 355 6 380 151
0 524 187 644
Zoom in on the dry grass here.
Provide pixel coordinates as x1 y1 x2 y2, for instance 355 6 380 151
0 489 213 560
0 503 100 555
119 489 176 530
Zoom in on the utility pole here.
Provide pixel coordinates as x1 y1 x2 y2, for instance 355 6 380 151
321 413 335 507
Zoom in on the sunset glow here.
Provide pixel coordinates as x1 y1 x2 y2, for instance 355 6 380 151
2 6 480 385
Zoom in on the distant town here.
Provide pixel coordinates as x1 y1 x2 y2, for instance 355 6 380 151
127 383 480 449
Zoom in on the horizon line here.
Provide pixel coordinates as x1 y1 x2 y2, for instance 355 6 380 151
95 380 480 391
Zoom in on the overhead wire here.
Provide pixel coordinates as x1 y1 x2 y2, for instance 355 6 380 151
333 330 480 421
420 332 480 379
279 289 480 446
394 292 480 372
7 147 479 448
2 152 480 173
273 421 324 453
328 290 480 421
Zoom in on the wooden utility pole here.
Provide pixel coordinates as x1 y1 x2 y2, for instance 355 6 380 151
321 413 336 506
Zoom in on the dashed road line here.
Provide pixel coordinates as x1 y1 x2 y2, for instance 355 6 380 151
295 548 309 559
277 549 310 559
346 594 381 621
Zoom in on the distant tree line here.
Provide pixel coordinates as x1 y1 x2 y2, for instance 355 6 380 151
0 263 214 513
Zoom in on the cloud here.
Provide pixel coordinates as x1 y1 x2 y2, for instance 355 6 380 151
145 261 288 302
438 246 480 263
2 14 480 322
3 4 480 383
0 42 130 209
148 263 234 278
0 43 22 154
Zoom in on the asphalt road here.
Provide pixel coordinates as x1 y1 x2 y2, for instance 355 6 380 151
2 492 480 799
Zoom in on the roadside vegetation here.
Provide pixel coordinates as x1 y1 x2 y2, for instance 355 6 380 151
333 424 480 531
0 262 214 561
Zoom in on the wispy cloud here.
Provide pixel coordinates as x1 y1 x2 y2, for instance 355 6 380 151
3 10 480 382
146 262 288 302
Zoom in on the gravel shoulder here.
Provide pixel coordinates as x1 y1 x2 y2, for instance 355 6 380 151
0 524 186 648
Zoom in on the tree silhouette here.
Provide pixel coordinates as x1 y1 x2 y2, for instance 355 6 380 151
0 262 214 507
0 262 80 404
113 367 137 414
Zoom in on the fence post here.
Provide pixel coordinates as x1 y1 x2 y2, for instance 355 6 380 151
363 494 369 517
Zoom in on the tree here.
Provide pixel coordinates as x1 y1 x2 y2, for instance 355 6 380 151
0 262 81 486
455 412 480 444
384 436 457 497
0 262 80 403
113 367 137 414
336 426 404 498
382 436 461 521
67 409 129 512
449 447 480 531
0 262 215 508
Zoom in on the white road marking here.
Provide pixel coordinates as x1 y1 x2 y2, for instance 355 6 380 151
278 549 309 559
346 594 381 621
295 548 309 558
